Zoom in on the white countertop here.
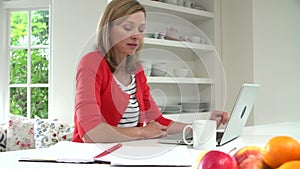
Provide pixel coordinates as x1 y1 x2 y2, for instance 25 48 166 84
1 122 299 169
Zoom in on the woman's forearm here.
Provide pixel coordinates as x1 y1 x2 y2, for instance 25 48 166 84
166 121 189 135
82 123 144 143
82 120 171 143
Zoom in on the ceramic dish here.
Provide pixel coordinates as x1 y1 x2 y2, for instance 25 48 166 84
162 105 182 114
181 102 208 112
173 68 188 77
164 0 177 5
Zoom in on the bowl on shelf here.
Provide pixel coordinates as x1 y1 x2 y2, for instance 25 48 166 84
173 68 188 77
151 63 167 76
164 0 177 5
188 36 201 43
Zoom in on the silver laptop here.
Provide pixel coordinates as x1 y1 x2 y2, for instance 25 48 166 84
159 83 260 147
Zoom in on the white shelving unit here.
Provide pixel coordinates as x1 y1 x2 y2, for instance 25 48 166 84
144 37 214 51
147 77 212 84
138 0 223 116
138 0 214 22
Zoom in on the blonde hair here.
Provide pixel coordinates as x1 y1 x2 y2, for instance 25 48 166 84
96 0 146 73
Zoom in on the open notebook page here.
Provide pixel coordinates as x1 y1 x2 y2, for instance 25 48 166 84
19 141 193 166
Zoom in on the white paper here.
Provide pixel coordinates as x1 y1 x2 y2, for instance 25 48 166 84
106 146 193 166
19 141 193 166
19 141 118 163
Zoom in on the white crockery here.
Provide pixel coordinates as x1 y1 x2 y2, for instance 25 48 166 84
188 36 201 43
151 63 167 76
164 0 177 5
173 68 188 77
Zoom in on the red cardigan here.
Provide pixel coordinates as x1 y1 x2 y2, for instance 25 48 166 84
72 51 172 142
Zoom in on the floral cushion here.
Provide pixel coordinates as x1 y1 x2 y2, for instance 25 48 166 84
0 124 7 152
34 117 74 149
6 114 35 151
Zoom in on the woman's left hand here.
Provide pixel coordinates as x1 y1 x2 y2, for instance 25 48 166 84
210 110 230 128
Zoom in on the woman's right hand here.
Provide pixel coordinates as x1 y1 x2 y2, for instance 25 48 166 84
141 121 168 139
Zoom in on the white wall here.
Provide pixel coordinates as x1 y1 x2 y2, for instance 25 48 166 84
222 0 300 125
51 0 106 122
221 0 254 125
51 0 300 124
253 0 300 124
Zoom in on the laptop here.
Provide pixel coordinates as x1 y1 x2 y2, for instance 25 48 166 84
159 83 260 147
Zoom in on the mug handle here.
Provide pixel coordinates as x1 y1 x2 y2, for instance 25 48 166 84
183 125 193 145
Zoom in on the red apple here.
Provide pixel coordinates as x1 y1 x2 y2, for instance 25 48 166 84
233 146 270 169
233 146 263 164
198 150 238 169
239 156 270 169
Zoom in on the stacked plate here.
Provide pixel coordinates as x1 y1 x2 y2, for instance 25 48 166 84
181 102 209 112
161 105 182 114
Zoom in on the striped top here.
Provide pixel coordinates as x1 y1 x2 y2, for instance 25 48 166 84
114 74 140 127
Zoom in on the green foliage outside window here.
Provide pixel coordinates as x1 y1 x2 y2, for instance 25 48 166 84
9 10 49 118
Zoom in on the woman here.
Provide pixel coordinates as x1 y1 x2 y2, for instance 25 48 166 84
72 0 228 143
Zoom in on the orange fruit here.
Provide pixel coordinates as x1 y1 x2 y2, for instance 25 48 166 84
277 160 300 169
263 136 300 168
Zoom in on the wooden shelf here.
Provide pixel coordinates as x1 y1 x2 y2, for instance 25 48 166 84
147 77 213 84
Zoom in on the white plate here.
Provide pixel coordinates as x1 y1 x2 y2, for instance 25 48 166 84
182 108 207 112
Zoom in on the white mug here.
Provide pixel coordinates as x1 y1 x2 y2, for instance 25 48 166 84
183 120 216 149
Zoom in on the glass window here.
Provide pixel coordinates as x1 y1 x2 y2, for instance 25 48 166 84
8 9 50 118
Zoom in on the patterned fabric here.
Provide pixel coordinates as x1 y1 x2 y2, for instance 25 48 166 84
34 117 74 149
0 124 7 152
6 114 35 151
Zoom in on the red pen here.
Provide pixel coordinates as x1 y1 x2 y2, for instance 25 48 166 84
94 143 122 158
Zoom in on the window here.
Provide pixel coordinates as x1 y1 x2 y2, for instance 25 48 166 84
1 1 51 121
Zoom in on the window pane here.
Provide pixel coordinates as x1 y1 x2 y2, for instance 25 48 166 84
31 10 49 45
31 87 48 119
10 11 28 46
10 49 28 84
31 49 49 83
10 87 27 117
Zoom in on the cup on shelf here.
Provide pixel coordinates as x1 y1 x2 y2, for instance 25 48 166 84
165 26 179 40
158 32 166 40
184 0 193 8
151 63 167 77
177 0 184 6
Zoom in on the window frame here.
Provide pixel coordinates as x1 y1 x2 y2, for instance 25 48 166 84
1 0 52 123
